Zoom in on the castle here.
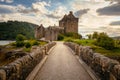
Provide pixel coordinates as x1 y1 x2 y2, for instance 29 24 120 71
35 11 79 41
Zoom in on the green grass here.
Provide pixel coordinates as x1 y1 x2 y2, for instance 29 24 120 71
65 38 120 57
0 39 48 66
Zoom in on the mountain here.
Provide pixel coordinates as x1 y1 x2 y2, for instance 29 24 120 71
112 36 120 40
0 21 38 40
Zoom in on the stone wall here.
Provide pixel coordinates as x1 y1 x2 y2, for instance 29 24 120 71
64 42 120 80
0 42 56 80
35 24 45 39
45 26 64 41
59 11 78 33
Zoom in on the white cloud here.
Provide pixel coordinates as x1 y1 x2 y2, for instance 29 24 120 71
0 0 14 3
6 0 13 3
32 1 50 15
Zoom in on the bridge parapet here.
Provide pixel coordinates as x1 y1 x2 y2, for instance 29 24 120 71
0 42 56 80
64 42 120 80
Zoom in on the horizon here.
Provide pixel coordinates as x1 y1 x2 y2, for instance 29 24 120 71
0 0 120 37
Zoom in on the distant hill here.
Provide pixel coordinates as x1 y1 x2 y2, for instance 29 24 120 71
112 36 120 40
0 21 38 40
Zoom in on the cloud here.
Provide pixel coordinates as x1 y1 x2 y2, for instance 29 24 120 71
74 9 90 17
32 1 50 14
0 5 17 14
6 0 14 3
105 0 120 3
0 0 14 3
110 21 120 26
46 6 67 19
97 3 120 16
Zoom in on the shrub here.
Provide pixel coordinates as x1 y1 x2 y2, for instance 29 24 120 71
33 40 39 45
16 41 25 47
25 42 31 48
65 32 82 39
65 38 73 42
95 33 115 50
16 34 26 42
58 34 64 40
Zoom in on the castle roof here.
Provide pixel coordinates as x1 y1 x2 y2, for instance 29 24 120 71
60 11 78 22
37 24 44 29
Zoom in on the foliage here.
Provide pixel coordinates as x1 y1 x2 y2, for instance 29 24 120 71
25 42 31 48
16 34 26 42
72 39 120 57
16 41 25 47
65 32 82 39
95 32 115 50
65 38 74 42
86 34 92 39
58 34 64 40
32 40 40 45
0 21 37 40
92 32 98 39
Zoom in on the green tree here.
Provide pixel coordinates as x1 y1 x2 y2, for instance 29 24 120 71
86 34 92 39
58 34 64 40
25 42 31 48
16 34 26 42
92 32 98 39
65 32 82 39
95 32 115 50
16 34 26 47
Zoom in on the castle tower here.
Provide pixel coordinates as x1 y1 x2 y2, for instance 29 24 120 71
35 24 45 39
59 11 79 33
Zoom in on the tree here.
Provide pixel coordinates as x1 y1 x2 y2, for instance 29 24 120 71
58 34 64 40
92 32 98 39
86 34 92 39
65 32 82 39
95 32 115 50
16 34 26 42
16 34 26 47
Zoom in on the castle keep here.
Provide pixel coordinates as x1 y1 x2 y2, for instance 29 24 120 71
59 11 79 33
35 11 79 41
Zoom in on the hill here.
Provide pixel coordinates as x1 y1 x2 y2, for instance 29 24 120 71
112 36 120 40
0 21 38 40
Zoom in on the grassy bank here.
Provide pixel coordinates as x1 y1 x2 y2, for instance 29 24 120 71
64 38 120 57
0 40 47 66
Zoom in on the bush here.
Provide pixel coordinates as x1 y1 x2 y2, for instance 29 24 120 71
16 41 25 47
65 38 73 42
95 33 115 50
33 40 39 45
16 34 26 42
58 34 64 40
65 32 82 39
25 42 31 48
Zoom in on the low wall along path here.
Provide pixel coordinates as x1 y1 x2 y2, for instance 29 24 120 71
0 42 56 80
65 42 120 80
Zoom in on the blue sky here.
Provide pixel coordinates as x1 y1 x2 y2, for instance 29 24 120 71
0 0 120 37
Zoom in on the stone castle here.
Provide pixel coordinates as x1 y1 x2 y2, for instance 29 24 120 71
35 11 79 41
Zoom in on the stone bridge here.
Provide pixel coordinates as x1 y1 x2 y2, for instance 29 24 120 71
0 42 120 80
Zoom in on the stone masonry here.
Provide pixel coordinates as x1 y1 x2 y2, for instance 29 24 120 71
64 42 120 80
35 11 79 41
59 11 79 33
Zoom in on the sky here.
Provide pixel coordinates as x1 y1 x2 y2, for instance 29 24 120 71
0 0 120 37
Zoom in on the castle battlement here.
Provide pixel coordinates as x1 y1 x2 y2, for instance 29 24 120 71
59 11 79 33
35 11 79 41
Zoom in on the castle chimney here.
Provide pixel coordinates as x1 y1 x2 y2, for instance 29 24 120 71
69 11 73 14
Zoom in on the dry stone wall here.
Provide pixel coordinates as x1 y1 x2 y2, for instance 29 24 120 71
64 42 120 80
0 42 56 80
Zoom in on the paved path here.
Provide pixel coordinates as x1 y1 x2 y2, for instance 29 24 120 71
34 42 93 80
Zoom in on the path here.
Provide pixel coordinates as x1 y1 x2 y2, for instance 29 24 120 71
34 42 93 80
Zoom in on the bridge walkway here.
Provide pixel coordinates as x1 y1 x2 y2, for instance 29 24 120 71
34 42 95 80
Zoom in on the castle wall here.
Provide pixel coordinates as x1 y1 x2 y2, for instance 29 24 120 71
35 25 45 39
59 11 79 33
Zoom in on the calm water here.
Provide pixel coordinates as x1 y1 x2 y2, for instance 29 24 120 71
0 41 15 45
